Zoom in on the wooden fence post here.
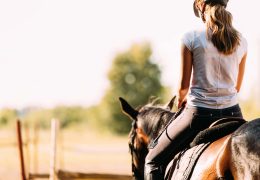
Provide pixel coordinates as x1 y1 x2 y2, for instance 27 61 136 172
33 122 39 174
16 119 26 180
24 123 30 174
49 119 59 180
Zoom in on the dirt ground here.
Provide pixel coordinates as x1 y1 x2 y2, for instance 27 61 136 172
0 128 132 180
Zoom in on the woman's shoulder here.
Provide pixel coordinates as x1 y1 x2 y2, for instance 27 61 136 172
237 33 248 53
239 34 248 48
182 29 205 41
181 29 206 50
234 33 248 61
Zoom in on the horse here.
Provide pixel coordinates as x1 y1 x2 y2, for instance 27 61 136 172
119 96 260 180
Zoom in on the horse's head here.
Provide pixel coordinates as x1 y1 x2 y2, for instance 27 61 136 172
119 96 176 179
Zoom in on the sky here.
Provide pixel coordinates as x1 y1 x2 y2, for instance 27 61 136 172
0 0 259 109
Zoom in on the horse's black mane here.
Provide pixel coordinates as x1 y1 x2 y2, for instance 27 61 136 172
138 104 175 141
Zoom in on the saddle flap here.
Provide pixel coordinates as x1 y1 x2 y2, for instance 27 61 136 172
166 143 210 180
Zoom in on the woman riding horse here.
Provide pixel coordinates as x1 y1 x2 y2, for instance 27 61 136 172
144 0 248 179
120 97 260 179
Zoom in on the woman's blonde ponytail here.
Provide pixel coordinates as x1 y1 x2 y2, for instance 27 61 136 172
206 5 240 54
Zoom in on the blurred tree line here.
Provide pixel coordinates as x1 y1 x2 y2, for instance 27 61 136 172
0 43 171 134
1 42 259 134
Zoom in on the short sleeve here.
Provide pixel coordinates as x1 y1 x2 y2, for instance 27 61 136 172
241 36 248 54
181 31 195 51
237 35 248 63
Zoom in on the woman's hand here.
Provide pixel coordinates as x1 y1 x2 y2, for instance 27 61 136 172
177 97 187 109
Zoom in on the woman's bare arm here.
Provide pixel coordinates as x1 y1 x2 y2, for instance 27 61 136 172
236 52 247 93
177 44 193 108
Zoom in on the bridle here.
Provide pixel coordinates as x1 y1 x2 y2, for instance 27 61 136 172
129 119 143 179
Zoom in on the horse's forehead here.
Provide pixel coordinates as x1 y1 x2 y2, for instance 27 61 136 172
137 106 164 127
137 106 153 121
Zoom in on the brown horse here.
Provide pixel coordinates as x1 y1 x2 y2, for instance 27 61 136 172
119 97 260 180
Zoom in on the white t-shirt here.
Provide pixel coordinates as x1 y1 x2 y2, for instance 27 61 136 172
182 30 247 109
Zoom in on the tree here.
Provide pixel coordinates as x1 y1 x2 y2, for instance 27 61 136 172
100 42 167 134
0 108 17 127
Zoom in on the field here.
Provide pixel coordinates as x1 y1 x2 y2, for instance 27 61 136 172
0 127 131 180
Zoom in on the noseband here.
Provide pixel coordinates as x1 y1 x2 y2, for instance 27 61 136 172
129 119 143 179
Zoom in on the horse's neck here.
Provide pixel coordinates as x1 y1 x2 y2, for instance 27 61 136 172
146 110 175 142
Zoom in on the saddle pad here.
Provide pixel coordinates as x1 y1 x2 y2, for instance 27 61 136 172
166 143 210 180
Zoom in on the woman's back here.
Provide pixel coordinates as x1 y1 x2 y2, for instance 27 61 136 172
182 30 247 109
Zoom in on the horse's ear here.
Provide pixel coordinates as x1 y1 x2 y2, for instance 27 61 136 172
119 97 138 120
165 96 176 110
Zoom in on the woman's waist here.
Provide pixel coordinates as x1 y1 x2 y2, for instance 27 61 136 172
189 86 237 96
187 89 239 109
186 104 242 117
